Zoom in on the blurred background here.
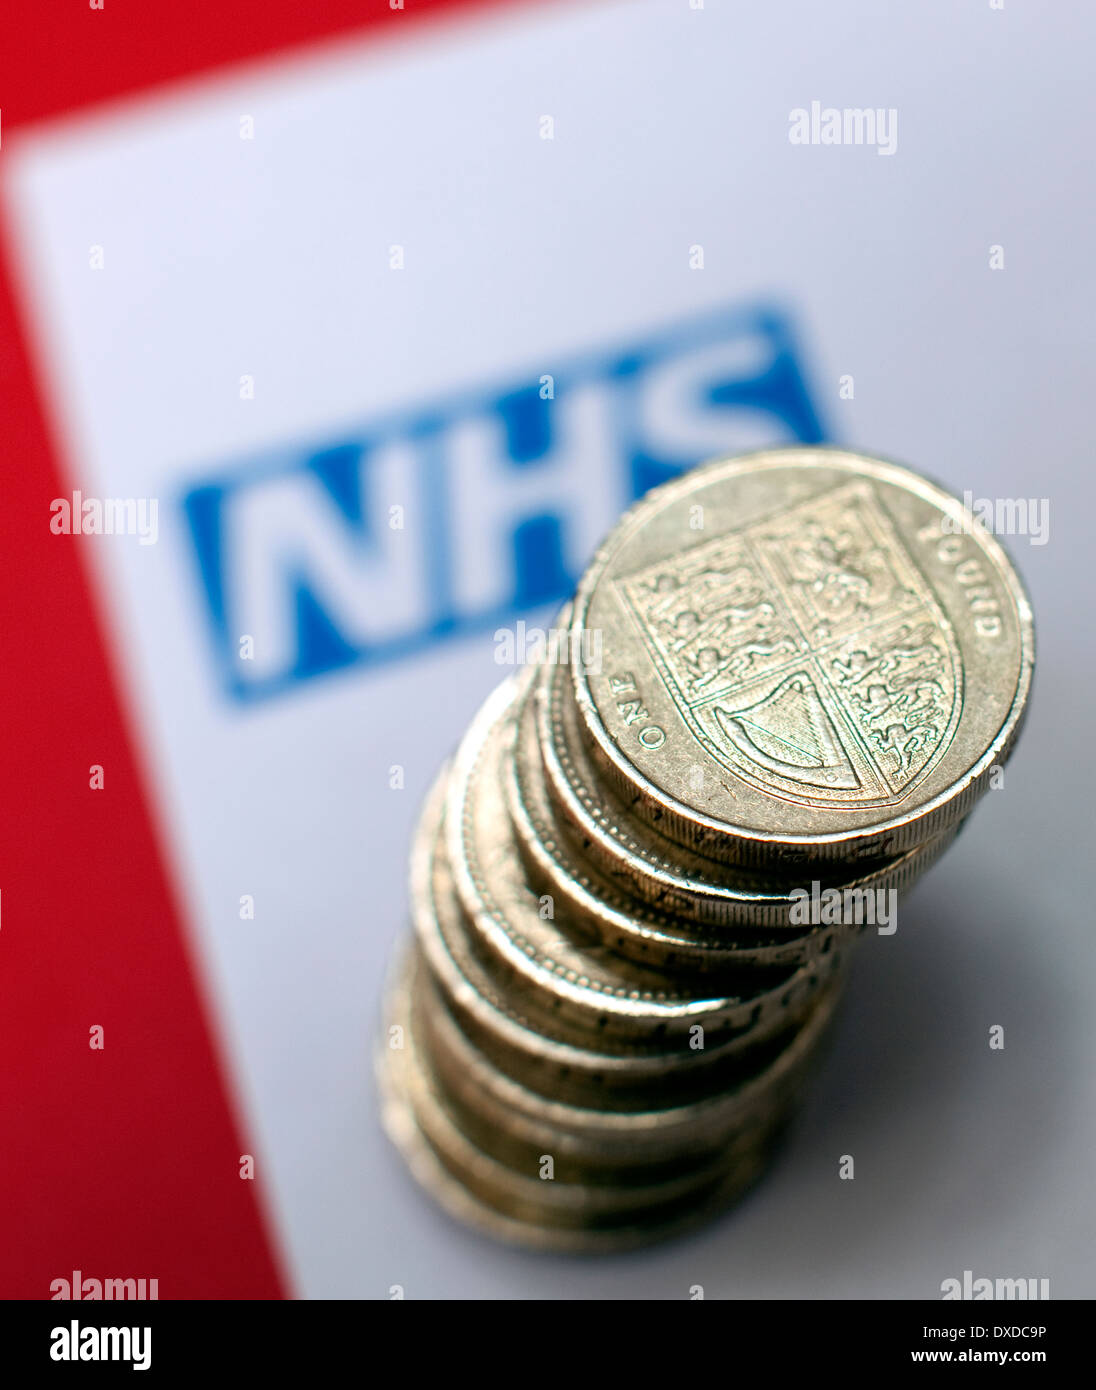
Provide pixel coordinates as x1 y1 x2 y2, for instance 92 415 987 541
1 0 1092 1298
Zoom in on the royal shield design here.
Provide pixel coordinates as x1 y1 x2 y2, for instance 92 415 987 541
615 481 963 808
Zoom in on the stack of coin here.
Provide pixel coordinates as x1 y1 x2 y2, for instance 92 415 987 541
378 447 1035 1251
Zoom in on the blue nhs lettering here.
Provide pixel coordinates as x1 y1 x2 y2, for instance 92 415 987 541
183 304 824 701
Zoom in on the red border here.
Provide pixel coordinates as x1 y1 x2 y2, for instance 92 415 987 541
0 0 523 132
0 0 528 1301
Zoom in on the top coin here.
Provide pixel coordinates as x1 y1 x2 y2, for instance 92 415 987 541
569 448 1034 866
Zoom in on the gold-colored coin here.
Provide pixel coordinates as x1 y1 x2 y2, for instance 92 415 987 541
378 946 794 1253
448 674 842 1049
379 445 1035 1251
528 654 961 954
411 771 834 1110
416 956 840 1178
570 448 1033 867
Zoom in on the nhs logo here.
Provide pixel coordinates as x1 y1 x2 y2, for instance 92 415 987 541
183 304 825 702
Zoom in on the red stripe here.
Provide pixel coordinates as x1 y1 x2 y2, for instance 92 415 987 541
0 0 522 131
0 0 530 1300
